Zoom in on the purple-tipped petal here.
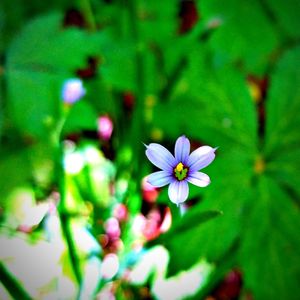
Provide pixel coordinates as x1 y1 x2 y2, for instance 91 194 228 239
168 181 189 205
175 135 190 164
187 146 216 172
187 171 211 187
145 143 176 171
147 171 173 187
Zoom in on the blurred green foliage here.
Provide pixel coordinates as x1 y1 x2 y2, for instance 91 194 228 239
1 0 300 299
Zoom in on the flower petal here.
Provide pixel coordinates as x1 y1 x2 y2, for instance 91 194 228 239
168 181 189 205
145 143 176 171
187 146 216 172
147 171 173 187
187 171 211 187
175 135 190 164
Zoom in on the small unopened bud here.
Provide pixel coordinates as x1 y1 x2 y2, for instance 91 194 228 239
62 78 86 104
97 115 113 140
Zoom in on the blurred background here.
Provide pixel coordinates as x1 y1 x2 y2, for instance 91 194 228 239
0 0 300 299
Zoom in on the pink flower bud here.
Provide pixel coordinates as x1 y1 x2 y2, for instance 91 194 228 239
113 203 128 222
142 177 159 203
104 217 120 239
98 115 113 141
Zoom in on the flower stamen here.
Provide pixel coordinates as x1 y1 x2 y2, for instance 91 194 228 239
174 162 188 181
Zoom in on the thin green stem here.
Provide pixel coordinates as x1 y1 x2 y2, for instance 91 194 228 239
60 212 82 285
54 118 82 293
127 0 146 179
0 65 6 144
0 263 32 300
116 0 147 245
78 0 97 31
159 57 188 102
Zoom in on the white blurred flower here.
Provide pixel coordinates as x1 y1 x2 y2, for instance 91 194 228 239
96 282 115 300
79 256 102 299
128 246 212 300
6 188 49 231
128 246 168 284
0 233 76 299
71 220 101 256
82 146 104 165
64 151 84 174
152 262 211 300
100 253 119 280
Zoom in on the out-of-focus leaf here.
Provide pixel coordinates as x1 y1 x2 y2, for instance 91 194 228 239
0 2 23 53
138 0 178 45
239 176 300 300
144 51 160 94
87 80 118 118
200 0 278 74
5 13 101 138
6 13 100 71
0 83 3 139
0 140 55 207
264 0 300 39
100 40 136 91
62 101 97 136
96 31 136 92
0 0 71 52
267 148 300 200
6 69 62 138
26 141 56 192
264 46 300 201
0 149 31 207
265 46 300 157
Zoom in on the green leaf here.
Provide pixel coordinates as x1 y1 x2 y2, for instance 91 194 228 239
267 148 300 200
265 46 300 157
100 37 136 91
0 140 55 207
264 0 300 39
152 47 257 152
239 176 300 300
186 51 257 147
0 148 31 207
200 0 278 74
138 0 178 45
5 13 101 139
0 83 3 139
62 101 97 136
158 210 222 243
0 1 71 52
6 69 62 138
6 13 100 71
263 44 300 211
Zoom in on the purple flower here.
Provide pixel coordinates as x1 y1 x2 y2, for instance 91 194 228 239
145 136 216 205
62 78 86 104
